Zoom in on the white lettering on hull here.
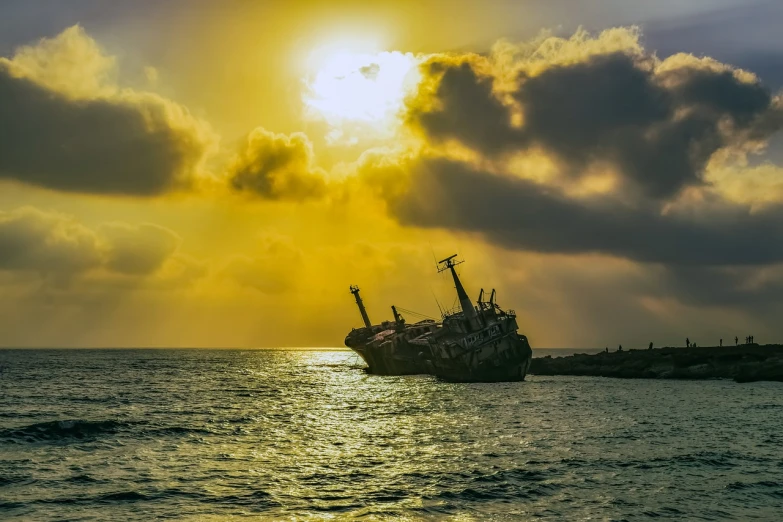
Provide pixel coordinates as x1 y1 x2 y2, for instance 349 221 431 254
460 324 502 349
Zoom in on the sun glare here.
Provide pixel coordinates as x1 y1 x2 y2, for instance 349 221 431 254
303 49 422 142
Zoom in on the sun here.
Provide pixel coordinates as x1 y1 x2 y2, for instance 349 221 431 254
303 49 422 142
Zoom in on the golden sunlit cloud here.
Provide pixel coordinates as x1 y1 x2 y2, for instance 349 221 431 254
302 49 422 143
0 25 216 196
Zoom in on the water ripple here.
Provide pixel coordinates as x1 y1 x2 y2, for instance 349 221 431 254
1 348 782 520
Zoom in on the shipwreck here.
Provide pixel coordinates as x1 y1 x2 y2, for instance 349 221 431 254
344 255 533 382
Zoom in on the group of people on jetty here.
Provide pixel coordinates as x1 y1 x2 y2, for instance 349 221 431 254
687 336 756 347
604 335 759 353
680 336 758 348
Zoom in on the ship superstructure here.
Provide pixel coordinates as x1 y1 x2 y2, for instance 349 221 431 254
344 256 532 382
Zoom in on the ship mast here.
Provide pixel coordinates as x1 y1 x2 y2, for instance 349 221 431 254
349 285 372 328
438 255 480 330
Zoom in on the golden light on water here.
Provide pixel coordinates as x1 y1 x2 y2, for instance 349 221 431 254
303 48 422 141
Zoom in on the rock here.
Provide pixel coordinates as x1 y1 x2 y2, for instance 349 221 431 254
530 345 783 383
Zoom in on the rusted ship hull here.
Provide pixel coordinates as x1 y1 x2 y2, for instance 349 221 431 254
347 333 533 381
349 346 532 381
344 318 438 376
427 333 533 382
428 336 533 382
433 360 531 382
349 345 426 376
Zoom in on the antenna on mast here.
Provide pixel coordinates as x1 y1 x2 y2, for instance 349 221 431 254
436 254 463 272
429 243 439 272
430 286 445 318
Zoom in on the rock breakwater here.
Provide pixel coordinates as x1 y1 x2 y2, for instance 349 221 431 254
530 345 783 383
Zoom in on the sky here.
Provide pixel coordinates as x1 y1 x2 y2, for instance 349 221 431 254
1 0 783 348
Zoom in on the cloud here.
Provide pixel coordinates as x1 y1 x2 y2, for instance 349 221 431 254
227 128 327 200
344 27 783 270
707 162 783 206
0 207 102 277
487 251 783 348
222 235 303 293
662 264 783 309
0 207 182 280
359 63 380 81
368 155 783 266
5 25 118 98
408 28 783 199
100 223 181 275
0 25 215 196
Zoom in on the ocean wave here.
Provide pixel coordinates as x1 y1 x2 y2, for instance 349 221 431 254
66 395 120 403
19 488 279 508
561 451 770 471
473 468 548 483
29 491 150 505
66 474 102 484
145 426 215 436
426 470 558 504
0 419 234 443
0 419 125 442
98 491 150 502
435 487 514 501
200 490 281 507
0 473 33 486
727 480 781 490
726 479 783 497
368 490 409 503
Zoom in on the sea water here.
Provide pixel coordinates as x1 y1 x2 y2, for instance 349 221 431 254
1 349 782 520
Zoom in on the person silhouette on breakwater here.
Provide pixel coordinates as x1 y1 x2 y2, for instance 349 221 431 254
720 338 723 347
686 337 690 348
618 344 623 352
735 336 739 346
649 342 653 350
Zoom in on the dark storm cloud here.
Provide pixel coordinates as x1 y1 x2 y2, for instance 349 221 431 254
386 157 783 266
227 128 327 201
414 61 514 156
0 207 101 276
412 51 783 199
662 265 783 308
0 64 211 195
0 207 181 279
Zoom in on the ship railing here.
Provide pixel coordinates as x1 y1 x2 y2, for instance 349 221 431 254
488 308 515 319
441 306 463 318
